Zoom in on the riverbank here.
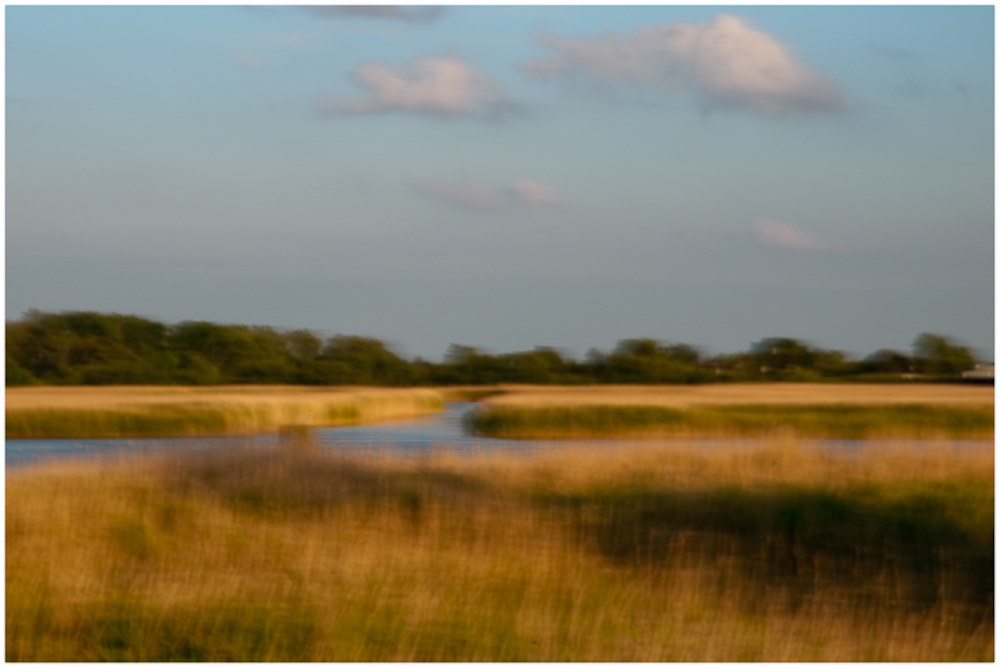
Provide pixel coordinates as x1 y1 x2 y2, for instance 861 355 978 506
5 386 443 439
7 439 992 661
468 384 995 439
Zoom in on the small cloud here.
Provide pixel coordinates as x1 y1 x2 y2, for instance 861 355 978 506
410 178 562 210
322 54 521 120
518 14 844 117
505 179 561 206
299 6 444 23
752 219 844 251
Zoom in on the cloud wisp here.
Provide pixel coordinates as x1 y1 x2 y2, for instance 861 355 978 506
299 6 444 23
518 14 844 117
410 178 562 210
752 219 845 251
323 55 521 120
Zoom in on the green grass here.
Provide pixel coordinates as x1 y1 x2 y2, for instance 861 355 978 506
467 403 995 439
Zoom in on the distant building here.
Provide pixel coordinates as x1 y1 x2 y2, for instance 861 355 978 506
961 363 994 381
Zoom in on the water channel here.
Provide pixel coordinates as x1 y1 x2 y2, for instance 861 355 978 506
6 403 539 469
6 402 989 469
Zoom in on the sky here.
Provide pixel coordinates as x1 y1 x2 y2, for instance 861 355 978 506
5 5 995 362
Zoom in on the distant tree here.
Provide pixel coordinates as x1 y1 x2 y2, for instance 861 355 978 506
9 311 149 384
320 335 416 385
862 349 912 374
169 321 257 373
614 339 660 358
6 357 36 386
599 339 709 383
4 310 986 387
438 344 506 384
749 338 818 372
663 343 700 365
911 333 976 376
501 347 573 384
286 329 322 361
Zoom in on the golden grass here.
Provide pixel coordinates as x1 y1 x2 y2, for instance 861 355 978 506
7 439 993 661
481 382 995 408
467 404 995 440
5 386 443 439
468 384 995 440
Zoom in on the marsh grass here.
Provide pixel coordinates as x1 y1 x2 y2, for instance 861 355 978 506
467 404 995 439
5 387 442 439
6 439 993 661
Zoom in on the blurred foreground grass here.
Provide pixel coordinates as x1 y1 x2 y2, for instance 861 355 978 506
7 439 993 661
468 403 995 440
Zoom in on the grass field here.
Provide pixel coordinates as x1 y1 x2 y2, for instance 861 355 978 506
479 382 996 408
468 404 995 439
5 386 443 439
7 439 993 661
468 383 995 439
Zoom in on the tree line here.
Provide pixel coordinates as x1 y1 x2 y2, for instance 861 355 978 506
5 310 983 387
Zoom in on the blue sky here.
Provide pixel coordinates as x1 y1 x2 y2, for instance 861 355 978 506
6 5 994 361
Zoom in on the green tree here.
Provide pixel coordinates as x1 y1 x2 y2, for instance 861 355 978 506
6 357 36 386
911 333 976 376
320 336 416 385
862 349 912 374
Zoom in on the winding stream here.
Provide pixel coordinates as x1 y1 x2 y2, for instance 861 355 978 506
5 403 535 469
6 402 989 469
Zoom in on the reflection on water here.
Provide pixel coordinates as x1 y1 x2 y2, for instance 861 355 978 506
5 402 990 469
313 403 538 453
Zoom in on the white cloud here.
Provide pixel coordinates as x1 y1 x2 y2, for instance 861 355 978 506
752 219 844 251
324 55 519 120
411 178 562 210
518 14 844 116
